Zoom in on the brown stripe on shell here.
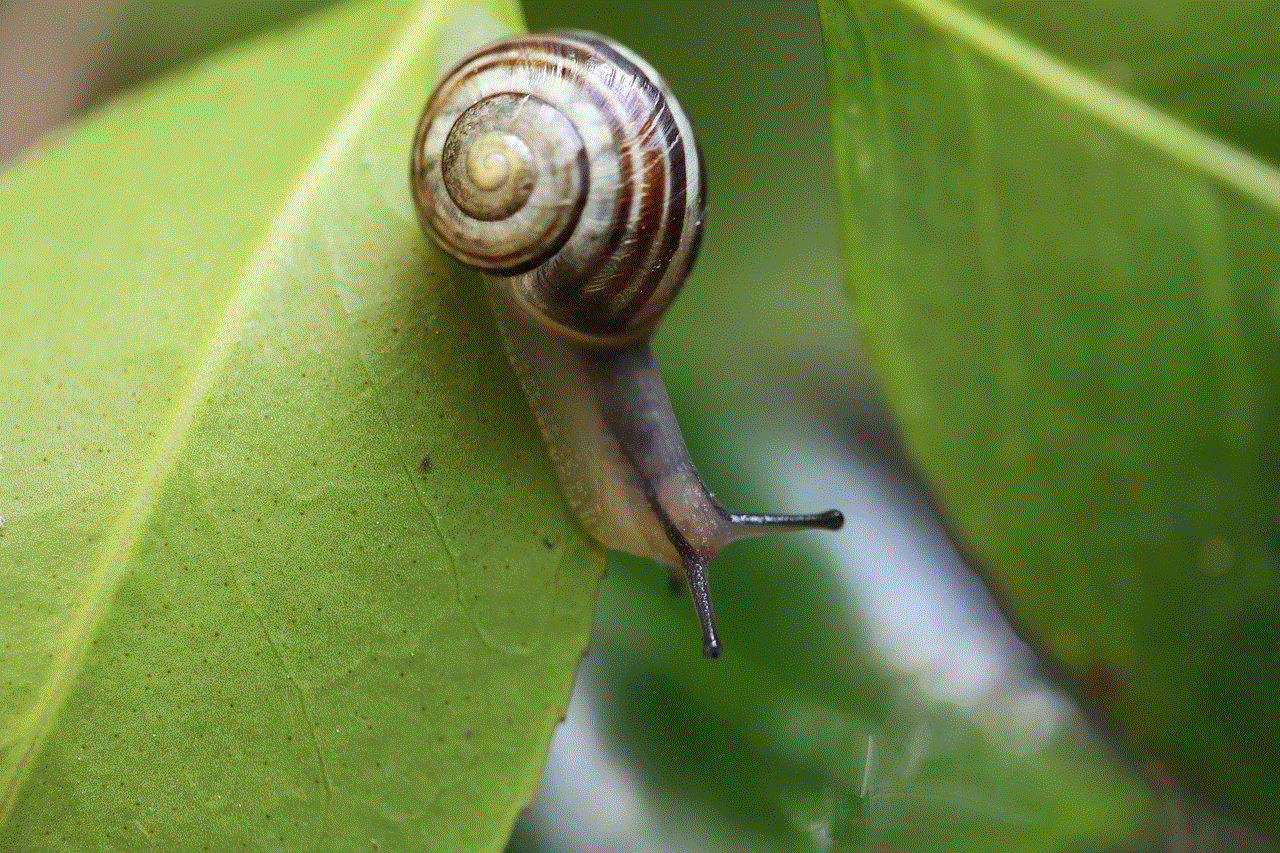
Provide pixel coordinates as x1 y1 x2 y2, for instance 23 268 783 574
424 34 585 108
567 32 700 333
550 35 680 334
420 41 534 129
631 122 707 327
566 35 672 292
613 100 686 329
594 101 667 301
534 51 637 328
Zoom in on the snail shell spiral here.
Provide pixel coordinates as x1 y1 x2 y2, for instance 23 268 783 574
411 31 706 346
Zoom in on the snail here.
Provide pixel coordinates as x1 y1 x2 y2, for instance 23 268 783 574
411 30 842 658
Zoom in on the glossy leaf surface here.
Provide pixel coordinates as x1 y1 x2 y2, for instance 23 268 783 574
0 1 601 849
823 0 1280 834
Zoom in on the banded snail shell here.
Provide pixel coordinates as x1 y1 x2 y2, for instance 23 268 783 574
410 31 844 658
411 30 706 347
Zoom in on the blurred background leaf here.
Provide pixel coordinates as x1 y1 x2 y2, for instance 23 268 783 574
823 0 1280 841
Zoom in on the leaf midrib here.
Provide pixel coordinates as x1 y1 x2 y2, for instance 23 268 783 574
896 0 1280 213
0 0 449 823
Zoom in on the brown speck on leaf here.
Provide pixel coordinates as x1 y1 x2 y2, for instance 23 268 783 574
420 454 432 475
1084 660 1127 705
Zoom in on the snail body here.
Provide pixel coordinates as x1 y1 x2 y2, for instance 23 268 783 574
412 31 842 658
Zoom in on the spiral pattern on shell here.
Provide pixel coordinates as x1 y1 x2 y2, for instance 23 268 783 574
412 31 706 346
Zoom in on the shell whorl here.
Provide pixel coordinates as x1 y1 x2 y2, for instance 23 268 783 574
412 31 706 346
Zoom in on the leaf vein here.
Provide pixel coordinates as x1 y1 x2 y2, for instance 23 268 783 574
895 0 1280 212
0 0 453 824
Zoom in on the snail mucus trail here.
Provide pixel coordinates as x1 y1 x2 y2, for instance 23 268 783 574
411 30 843 658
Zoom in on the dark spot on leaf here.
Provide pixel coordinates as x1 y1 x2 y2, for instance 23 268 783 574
1084 660 1127 705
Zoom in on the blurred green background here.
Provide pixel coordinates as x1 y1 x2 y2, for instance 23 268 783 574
4 1 1278 850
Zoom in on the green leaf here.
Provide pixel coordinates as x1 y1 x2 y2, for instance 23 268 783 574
823 0 1280 835
0 1 601 849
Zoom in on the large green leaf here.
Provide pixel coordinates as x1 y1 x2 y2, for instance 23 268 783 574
0 1 602 849
823 0 1280 834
